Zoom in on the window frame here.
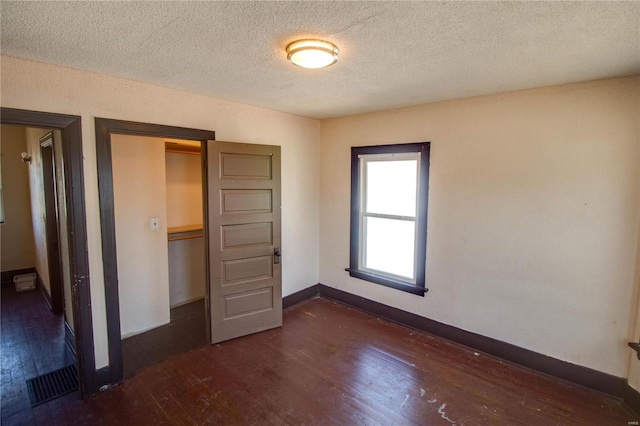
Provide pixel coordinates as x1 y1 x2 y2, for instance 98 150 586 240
348 142 430 296
0 158 4 224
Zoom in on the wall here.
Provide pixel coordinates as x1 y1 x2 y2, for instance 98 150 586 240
629 257 640 391
22 128 74 329
166 151 205 307
1 55 321 369
6 54 633 385
168 240 205 307
24 127 51 293
320 76 640 379
0 126 36 272
166 151 202 228
627 144 640 391
112 134 170 338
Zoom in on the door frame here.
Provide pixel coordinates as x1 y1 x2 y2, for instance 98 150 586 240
95 118 215 386
39 133 65 314
0 107 96 397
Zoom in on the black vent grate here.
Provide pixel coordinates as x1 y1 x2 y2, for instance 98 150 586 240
26 364 78 406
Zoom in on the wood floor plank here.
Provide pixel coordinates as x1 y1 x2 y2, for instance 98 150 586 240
1 285 78 426
3 287 637 425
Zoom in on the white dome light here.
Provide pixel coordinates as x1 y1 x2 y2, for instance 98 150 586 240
286 39 339 69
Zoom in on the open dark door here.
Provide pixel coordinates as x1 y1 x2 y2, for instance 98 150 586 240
40 133 64 314
207 141 282 343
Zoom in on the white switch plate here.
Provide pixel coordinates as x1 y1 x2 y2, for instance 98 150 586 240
150 218 159 230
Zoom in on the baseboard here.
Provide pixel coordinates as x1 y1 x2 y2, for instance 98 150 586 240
95 366 113 392
625 384 640 417
310 283 637 415
36 274 54 311
1 267 36 286
283 284 320 310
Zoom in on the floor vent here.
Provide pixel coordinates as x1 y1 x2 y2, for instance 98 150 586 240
26 364 78 406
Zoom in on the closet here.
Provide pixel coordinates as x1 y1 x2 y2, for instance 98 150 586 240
165 140 205 308
112 134 208 378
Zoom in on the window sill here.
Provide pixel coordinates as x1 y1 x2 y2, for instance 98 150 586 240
345 268 427 296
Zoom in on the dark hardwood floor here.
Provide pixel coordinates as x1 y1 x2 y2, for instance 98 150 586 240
1 284 76 425
3 292 637 425
122 299 207 379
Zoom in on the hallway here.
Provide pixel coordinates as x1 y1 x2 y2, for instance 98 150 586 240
1 283 77 425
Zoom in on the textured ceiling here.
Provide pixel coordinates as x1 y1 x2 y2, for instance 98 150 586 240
1 1 639 119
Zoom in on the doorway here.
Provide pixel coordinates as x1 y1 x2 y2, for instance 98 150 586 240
0 125 78 423
0 108 95 397
108 133 208 378
95 119 215 385
96 118 284 388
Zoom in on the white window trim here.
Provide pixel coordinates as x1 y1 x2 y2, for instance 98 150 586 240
357 152 421 285
347 142 430 296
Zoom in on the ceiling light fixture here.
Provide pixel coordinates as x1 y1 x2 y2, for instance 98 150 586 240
286 39 339 69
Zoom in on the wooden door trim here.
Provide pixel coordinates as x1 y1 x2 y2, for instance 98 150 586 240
40 133 65 314
95 118 214 387
0 107 95 397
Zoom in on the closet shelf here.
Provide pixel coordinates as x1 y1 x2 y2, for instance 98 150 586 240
168 224 203 242
168 224 202 234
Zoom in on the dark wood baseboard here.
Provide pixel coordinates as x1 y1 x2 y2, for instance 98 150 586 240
95 366 112 392
283 284 320 310
625 384 640 417
1 267 36 286
291 283 640 416
36 274 54 311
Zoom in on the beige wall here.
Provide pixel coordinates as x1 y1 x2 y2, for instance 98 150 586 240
168 239 205 307
629 260 640 391
112 134 170 338
166 151 205 307
628 145 640 391
1 55 321 369
320 76 640 378
22 128 74 330
0 126 36 272
166 152 202 228
4 53 636 384
24 127 51 292
114 139 205 332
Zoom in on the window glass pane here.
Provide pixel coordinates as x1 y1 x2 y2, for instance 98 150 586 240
364 216 415 279
366 159 417 217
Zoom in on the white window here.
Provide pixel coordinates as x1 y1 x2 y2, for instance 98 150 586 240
348 143 430 295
